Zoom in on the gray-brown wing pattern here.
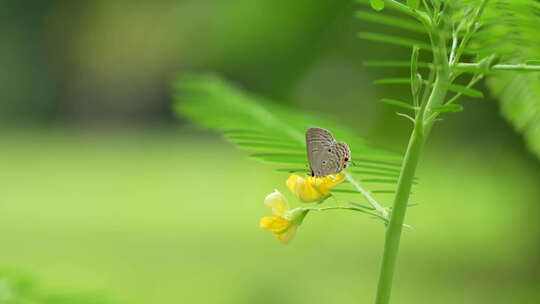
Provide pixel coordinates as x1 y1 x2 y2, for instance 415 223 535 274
306 127 334 177
306 127 350 177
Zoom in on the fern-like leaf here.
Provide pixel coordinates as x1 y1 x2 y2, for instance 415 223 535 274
358 0 540 160
473 0 540 159
173 74 409 206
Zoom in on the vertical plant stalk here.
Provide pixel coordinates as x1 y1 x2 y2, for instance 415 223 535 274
374 123 424 304
374 30 450 304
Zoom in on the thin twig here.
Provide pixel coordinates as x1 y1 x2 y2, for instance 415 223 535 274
383 0 431 26
456 63 540 73
396 113 416 124
345 171 389 219
295 205 389 222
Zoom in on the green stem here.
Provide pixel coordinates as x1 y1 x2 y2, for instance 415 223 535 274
375 33 450 303
363 62 540 73
383 0 431 26
294 205 388 222
374 124 425 304
456 63 540 73
345 172 388 218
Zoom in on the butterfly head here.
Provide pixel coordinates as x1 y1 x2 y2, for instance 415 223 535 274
334 142 351 170
342 155 350 169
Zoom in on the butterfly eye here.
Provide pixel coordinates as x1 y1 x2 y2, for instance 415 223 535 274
328 149 331 152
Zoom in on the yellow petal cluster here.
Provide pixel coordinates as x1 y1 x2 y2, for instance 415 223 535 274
259 190 297 244
286 172 346 203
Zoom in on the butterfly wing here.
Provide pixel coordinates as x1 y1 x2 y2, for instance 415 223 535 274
306 127 336 177
306 128 351 177
332 141 351 171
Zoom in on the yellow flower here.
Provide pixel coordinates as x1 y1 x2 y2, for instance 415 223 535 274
286 172 346 203
259 190 299 244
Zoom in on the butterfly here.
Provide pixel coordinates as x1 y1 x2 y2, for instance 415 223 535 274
306 127 351 177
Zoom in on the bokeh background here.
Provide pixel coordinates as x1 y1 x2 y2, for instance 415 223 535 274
1 1 540 303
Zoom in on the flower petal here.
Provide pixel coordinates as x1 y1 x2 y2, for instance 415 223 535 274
286 174 300 195
275 224 297 244
259 216 291 233
286 174 325 203
317 172 346 195
264 190 289 217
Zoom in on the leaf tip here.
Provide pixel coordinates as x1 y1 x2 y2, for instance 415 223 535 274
369 0 384 11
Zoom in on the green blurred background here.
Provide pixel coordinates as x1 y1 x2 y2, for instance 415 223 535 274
1 1 540 303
